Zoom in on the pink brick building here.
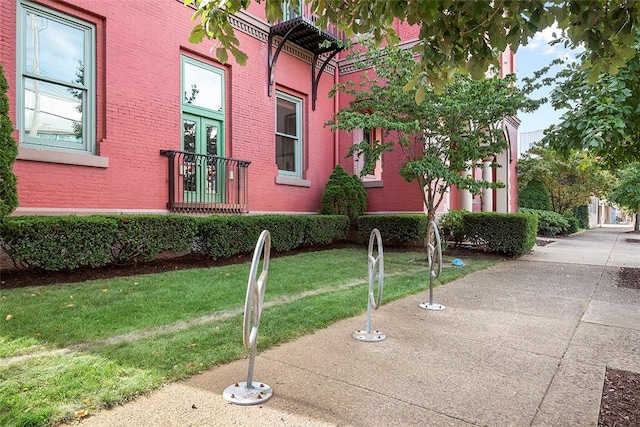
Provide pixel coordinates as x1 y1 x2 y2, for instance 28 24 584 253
1 0 519 217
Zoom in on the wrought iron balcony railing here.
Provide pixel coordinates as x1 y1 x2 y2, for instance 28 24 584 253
160 150 250 214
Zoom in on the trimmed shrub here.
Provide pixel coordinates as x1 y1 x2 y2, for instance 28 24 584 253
303 215 349 245
0 63 18 220
197 215 349 260
320 165 367 223
357 214 428 246
463 212 537 257
563 211 580 234
518 180 551 211
1 216 117 270
438 209 468 248
109 215 198 264
571 205 590 229
519 208 570 236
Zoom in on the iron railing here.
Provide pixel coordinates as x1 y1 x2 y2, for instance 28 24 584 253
160 150 250 214
276 1 344 41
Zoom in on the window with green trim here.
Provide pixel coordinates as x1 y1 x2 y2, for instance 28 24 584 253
17 1 95 153
275 92 303 177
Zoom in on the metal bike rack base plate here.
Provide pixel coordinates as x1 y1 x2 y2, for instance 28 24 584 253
419 302 446 311
352 330 386 342
223 381 273 405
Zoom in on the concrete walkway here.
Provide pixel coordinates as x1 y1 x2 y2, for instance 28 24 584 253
74 225 640 427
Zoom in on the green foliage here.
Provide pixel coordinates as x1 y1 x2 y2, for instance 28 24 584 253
197 214 349 259
320 165 367 222
189 1 640 91
518 180 551 211
462 212 538 257
534 36 640 170
357 214 428 246
608 162 640 231
571 205 590 229
2 214 350 271
109 215 198 264
608 162 640 213
563 211 580 234
328 40 537 220
519 208 571 236
518 144 614 214
0 63 18 219
438 209 468 248
1 216 117 270
303 215 349 245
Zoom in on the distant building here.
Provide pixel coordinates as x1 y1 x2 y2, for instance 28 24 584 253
518 129 544 157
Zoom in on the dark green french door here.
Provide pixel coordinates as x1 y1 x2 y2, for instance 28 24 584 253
182 114 224 203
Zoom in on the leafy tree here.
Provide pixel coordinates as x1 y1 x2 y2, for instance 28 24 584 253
327 41 538 221
320 164 366 223
538 38 640 170
186 0 640 90
518 144 614 215
608 162 640 232
0 63 18 220
518 180 551 211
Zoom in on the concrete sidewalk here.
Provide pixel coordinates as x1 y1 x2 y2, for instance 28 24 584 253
74 226 640 427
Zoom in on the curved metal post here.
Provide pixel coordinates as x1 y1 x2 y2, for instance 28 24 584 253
419 221 445 311
223 230 273 405
353 229 386 342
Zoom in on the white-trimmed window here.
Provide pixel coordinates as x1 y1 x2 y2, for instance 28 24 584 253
353 128 382 183
275 92 303 177
17 1 96 153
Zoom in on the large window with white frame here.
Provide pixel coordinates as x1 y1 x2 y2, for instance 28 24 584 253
17 1 95 153
275 92 303 177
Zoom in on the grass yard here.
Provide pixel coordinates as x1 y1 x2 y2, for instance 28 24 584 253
0 248 498 426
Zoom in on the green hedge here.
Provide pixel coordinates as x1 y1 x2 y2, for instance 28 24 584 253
1 214 350 271
438 209 467 248
519 208 570 236
1 216 117 270
108 215 198 264
518 180 551 211
463 212 538 257
197 215 349 260
357 214 428 246
571 205 590 229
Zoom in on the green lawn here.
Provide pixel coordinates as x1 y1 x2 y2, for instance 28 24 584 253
0 248 497 426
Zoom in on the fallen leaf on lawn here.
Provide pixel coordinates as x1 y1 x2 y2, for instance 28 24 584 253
133 282 139 285
22 387 29 392
187 363 195 367
1 295 7 300
6 314 13 320
82 398 91 405
75 410 88 418
101 289 108 292
186 343 197 348
66 304 75 308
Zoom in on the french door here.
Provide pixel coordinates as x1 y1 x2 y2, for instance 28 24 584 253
182 114 224 203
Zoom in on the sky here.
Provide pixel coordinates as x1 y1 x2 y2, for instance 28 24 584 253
516 24 583 135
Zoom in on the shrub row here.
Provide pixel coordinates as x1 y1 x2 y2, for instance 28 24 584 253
518 208 576 236
357 214 428 246
438 211 538 257
1 214 349 271
462 212 538 257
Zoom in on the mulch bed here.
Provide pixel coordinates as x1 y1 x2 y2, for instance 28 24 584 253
599 368 640 427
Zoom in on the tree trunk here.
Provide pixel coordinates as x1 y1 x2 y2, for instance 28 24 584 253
635 211 639 232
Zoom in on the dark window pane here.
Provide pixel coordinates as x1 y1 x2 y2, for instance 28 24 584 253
276 135 296 172
276 97 296 136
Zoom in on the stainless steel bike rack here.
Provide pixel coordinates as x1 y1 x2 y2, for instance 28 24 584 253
419 221 445 311
353 228 386 342
223 230 273 405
